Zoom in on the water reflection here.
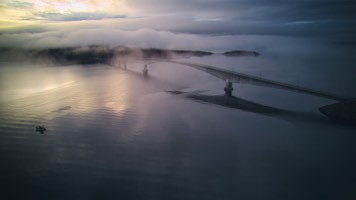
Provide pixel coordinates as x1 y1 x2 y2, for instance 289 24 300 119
0 64 135 117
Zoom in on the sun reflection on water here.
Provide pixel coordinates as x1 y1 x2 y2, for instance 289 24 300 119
0 64 132 119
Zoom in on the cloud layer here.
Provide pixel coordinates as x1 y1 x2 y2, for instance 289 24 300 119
0 0 355 50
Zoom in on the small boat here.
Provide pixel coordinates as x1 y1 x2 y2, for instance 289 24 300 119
35 126 46 134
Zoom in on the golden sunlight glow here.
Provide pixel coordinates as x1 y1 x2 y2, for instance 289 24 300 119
33 1 96 13
31 0 129 14
0 7 33 27
53 2 92 13
0 0 130 28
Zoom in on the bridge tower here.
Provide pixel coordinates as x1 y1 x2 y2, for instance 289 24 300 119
143 64 148 76
224 79 233 96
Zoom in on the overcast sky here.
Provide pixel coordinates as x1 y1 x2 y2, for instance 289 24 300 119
0 0 355 49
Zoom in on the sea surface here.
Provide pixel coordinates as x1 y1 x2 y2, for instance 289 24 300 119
1 44 356 199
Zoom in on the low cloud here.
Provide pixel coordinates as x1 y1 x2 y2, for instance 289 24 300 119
0 24 329 55
2 0 356 40
1 0 355 52
0 0 33 8
30 12 127 21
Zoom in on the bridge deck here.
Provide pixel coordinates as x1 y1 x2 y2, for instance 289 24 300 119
164 60 350 101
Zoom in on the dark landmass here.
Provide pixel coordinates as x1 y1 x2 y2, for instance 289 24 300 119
335 41 356 46
319 100 356 125
0 46 259 64
223 50 260 57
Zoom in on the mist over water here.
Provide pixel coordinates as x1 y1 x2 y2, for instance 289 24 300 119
0 38 356 200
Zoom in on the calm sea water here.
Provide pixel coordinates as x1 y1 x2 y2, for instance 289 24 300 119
1 47 356 199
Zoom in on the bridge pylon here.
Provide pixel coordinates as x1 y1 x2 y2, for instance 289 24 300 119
143 64 148 76
224 79 233 97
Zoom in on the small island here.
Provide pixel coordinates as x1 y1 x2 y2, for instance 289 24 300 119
223 50 260 57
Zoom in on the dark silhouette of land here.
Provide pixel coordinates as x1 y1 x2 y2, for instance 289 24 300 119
0 45 259 64
319 100 356 125
223 50 260 56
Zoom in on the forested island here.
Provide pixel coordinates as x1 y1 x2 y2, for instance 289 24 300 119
0 46 259 64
